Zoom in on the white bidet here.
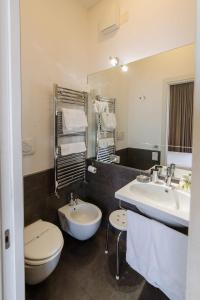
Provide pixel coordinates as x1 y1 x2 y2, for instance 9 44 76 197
58 200 102 241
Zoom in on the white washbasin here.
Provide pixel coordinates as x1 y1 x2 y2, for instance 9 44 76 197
115 180 190 227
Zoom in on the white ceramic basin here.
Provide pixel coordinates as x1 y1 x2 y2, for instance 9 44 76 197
58 200 102 241
115 180 190 227
69 203 100 224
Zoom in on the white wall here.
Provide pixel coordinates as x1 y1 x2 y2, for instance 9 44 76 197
87 0 195 73
21 0 196 175
186 1 200 298
21 0 89 175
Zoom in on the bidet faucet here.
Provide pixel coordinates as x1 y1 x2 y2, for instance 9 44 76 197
69 193 78 206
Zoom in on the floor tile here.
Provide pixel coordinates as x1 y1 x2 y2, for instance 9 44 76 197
26 228 169 300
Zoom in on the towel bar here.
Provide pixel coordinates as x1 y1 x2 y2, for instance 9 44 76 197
54 84 88 197
95 95 116 163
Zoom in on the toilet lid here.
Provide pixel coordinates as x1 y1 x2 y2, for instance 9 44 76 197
24 220 64 261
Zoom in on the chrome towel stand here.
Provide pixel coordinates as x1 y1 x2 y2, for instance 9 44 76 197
54 84 88 197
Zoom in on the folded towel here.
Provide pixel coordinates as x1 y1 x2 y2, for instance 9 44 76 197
126 211 188 300
93 101 109 113
101 112 116 131
107 138 115 147
98 138 115 148
60 142 86 156
62 108 88 133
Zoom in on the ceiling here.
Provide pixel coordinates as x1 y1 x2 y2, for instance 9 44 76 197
78 0 100 9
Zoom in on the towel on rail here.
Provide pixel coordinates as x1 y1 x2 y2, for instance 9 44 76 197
62 108 88 133
60 142 86 156
93 101 109 113
101 112 116 131
98 138 115 148
126 211 188 300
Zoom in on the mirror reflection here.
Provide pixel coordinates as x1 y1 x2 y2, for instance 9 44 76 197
88 44 195 172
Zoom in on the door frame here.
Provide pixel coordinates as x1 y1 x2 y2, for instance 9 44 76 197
0 1 25 300
186 0 200 298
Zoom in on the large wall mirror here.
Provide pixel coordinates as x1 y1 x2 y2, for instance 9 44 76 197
87 44 195 171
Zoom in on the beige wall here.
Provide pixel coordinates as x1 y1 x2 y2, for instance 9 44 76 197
88 45 195 159
21 0 89 175
87 0 195 73
21 0 195 175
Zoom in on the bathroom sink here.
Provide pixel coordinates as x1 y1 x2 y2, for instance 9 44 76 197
115 180 190 227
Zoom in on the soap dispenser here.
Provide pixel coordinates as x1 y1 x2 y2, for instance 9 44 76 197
151 166 161 183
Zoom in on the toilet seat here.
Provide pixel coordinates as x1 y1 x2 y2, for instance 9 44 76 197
25 220 64 266
25 245 63 266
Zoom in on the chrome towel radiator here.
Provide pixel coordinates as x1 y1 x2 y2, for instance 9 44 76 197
54 85 88 196
95 95 116 163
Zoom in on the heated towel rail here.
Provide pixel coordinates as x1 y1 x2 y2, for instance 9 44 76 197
54 85 88 196
95 95 116 163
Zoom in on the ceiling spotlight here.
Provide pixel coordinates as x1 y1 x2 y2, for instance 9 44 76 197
109 56 119 67
121 64 128 72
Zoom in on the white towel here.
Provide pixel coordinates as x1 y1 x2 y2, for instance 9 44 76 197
107 138 115 147
98 139 108 149
126 211 188 300
101 112 116 131
93 101 109 113
62 108 88 133
98 138 115 148
60 142 86 156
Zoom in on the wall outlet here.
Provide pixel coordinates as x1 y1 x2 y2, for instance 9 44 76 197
22 138 35 156
152 151 158 161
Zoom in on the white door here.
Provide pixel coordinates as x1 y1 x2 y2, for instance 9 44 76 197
0 1 25 300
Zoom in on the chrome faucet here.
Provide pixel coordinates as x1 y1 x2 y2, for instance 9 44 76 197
170 163 176 177
69 193 78 206
165 163 176 186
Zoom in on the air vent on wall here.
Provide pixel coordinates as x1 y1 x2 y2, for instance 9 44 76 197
99 0 120 35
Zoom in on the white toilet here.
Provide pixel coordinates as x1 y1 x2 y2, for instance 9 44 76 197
24 219 64 285
58 199 102 241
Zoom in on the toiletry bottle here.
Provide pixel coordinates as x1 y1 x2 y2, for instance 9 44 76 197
151 167 158 183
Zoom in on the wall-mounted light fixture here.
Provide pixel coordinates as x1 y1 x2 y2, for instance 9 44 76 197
109 57 129 72
109 56 119 67
121 64 128 72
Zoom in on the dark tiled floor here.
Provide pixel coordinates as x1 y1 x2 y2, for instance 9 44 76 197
26 228 169 300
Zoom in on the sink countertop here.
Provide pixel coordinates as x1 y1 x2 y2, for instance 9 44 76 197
115 180 190 227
